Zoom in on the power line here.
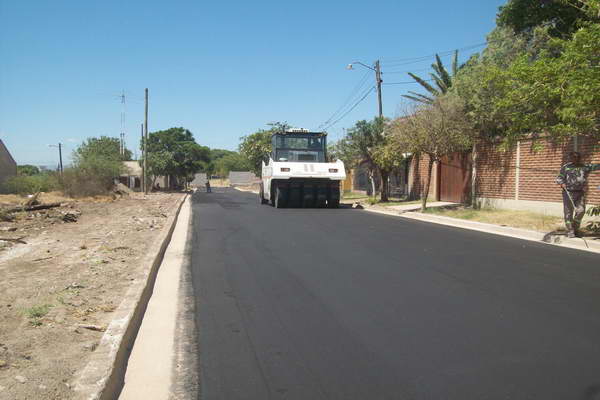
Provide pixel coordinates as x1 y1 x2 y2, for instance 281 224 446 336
381 42 487 66
382 78 436 85
317 71 372 130
321 86 375 132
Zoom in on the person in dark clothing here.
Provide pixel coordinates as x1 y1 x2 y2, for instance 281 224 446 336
556 152 600 237
205 180 211 193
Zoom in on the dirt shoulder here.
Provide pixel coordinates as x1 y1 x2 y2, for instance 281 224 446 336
0 192 184 400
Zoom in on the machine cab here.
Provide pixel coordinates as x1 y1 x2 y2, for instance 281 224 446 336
271 130 327 163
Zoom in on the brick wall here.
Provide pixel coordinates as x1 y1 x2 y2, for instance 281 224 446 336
475 136 600 205
409 154 438 200
474 141 516 199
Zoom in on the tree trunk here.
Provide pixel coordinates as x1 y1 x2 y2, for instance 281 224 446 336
368 169 376 198
380 170 389 202
421 157 435 212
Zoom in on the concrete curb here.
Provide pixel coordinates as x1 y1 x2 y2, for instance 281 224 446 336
363 207 600 255
73 193 189 400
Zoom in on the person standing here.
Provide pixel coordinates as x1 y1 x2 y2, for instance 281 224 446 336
205 179 211 193
556 152 600 237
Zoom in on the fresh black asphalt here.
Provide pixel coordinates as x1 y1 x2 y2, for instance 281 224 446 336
189 188 600 400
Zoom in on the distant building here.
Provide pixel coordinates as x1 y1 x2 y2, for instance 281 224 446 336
0 139 17 185
119 161 169 191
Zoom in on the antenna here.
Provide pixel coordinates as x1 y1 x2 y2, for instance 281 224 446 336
120 90 126 156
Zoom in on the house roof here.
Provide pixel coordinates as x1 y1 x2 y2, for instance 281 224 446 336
122 161 142 176
0 139 17 166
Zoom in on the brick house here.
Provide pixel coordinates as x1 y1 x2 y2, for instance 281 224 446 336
408 136 600 216
0 139 17 185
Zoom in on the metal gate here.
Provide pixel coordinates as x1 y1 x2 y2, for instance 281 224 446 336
438 152 472 203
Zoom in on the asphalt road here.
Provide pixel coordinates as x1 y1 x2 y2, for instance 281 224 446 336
190 188 600 400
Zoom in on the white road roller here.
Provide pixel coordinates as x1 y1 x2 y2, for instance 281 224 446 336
259 129 346 208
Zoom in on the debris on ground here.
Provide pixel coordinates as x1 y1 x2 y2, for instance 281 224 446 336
0 192 183 400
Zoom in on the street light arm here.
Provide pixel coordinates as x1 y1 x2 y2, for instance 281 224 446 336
347 61 376 72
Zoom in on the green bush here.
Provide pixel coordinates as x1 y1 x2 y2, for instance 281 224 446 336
0 173 60 195
61 156 124 197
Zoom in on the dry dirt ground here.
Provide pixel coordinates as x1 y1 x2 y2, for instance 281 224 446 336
0 191 184 400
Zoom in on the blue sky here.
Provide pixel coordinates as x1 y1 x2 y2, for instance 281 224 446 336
0 0 505 166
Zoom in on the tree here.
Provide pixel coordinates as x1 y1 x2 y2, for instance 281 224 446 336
336 117 399 201
67 136 128 195
17 165 40 176
492 23 600 141
238 122 291 176
402 51 459 104
239 130 272 176
213 152 251 177
391 94 475 211
142 127 210 189
496 0 597 38
75 136 132 162
371 138 406 202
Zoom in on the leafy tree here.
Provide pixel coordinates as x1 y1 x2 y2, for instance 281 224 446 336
142 127 210 189
213 152 251 177
391 94 475 211
452 25 557 141
239 130 272 176
496 0 597 38
75 136 132 162
238 122 291 176
402 51 459 104
17 165 40 176
67 136 128 196
371 138 406 202
336 117 399 201
492 23 600 140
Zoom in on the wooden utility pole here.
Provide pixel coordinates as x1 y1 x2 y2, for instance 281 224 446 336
141 123 145 192
58 143 63 176
375 60 383 118
144 88 149 194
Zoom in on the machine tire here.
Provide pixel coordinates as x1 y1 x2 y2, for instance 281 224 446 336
327 186 340 208
259 184 268 204
274 187 285 208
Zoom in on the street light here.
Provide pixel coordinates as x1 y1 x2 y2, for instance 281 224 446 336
48 143 63 176
347 60 383 118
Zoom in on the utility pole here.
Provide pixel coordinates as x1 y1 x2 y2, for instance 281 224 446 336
375 60 383 118
141 123 145 192
144 88 149 194
347 60 383 118
49 143 64 176
58 143 63 176
120 90 126 156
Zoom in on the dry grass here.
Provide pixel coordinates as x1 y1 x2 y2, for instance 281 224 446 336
209 179 230 187
425 207 565 233
0 191 116 207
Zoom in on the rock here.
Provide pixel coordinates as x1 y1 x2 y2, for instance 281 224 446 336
0 385 5 391
62 212 79 223
15 375 27 383
0 359 6 368
82 342 97 351
0 226 17 232
39 384 47 390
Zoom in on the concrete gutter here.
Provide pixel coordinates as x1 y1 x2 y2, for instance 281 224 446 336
73 193 189 400
363 207 600 255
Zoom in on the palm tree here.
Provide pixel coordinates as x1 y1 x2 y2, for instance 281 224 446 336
402 50 459 104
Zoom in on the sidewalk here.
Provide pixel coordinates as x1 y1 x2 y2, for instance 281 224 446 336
361 206 600 255
386 201 458 212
